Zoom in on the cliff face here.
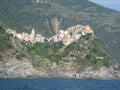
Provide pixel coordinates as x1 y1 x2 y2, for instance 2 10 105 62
0 49 120 79
0 50 39 78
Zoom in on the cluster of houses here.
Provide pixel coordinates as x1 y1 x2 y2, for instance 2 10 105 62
33 0 48 3
6 25 94 46
48 25 94 46
6 28 45 43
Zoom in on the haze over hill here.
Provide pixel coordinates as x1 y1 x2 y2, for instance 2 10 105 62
89 0 120 12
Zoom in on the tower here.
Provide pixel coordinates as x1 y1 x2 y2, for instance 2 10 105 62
31 28 35 37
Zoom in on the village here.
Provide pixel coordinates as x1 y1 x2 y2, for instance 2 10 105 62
6 24 94 46
33 0 48 3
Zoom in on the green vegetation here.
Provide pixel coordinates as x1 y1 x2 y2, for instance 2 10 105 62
22 41 67 63
85 54 92 60
77 66 83 73
66 34 110 68
15 53 25 60
0 26 13 52
32 55 51 71
22 33 110 71
91 59 97 65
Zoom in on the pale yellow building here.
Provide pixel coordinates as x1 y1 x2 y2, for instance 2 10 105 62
6 29 16 37
84 25 93 34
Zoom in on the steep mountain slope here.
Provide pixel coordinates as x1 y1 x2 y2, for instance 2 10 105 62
51 0 120 63
0 0 78 36
0 0 120 64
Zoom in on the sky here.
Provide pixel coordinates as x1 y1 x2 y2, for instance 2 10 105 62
89 0 120 12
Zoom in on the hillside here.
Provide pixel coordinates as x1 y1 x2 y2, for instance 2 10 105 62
1 24 120 79
50 0 120 64
0 26 13 53
0 0 120 64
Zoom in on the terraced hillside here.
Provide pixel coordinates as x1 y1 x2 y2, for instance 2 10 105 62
0 26 13 52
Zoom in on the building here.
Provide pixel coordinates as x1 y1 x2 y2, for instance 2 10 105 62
31 28 35 37
6 24 94 46
85 25 93 34
6 29 16 37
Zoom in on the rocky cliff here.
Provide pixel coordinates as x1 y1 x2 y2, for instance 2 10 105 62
0 49 120 79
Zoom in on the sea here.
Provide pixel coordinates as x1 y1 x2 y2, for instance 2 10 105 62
0 78 120 90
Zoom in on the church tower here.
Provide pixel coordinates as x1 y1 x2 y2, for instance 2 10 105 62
31 28 35 37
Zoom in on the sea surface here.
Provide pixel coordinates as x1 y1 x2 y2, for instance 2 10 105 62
0 78 120 90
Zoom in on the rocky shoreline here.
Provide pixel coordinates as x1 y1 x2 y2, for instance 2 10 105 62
0 53 120 79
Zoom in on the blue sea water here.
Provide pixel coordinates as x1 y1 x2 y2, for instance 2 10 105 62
0 78 120 90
